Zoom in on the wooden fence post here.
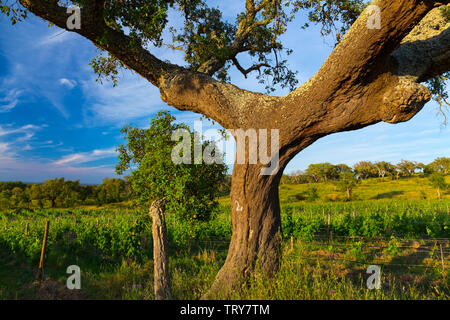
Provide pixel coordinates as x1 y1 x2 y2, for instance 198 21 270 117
37 220 50 282
150 198 172 300
440 244 446 276
327 211 331 242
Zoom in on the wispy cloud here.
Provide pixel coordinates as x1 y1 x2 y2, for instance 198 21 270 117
0 89 22 113
81 74 164 126
34 30 73 47
53 147 117 166
0 124 42 164
0 124 40 138
0 155 116 183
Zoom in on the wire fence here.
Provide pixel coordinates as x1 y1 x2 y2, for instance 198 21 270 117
285 253 448 270
1 215 448 273
181 236 449 272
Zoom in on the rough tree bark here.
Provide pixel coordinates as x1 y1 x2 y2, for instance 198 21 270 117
150 198 172 300
17 0 450 298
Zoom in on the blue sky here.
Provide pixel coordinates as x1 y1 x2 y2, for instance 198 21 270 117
0 2 448 184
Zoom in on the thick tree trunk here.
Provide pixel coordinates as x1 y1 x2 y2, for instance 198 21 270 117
204 163 283 299
150 198 172 300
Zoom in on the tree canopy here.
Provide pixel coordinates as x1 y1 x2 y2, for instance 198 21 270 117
1 0 447 107
428 172 448 199
115 110 228 222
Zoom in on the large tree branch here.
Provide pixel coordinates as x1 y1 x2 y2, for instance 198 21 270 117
231 57 270 78
18 1 449 144
274 1 449 150
392 6 450 82
287 0 443 100
197 0 278 76
19 0 262 128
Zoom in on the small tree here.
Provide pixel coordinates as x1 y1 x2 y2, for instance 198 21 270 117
41 178 65 208
428 157 450 175
334 172 360 200
374 161 396 181
428 172 447 200
116 110 227 222
305 186 319 201
396 160 422 178
26 184 44 209
96 178 127 204
305 163 339 182
116 110 227 299
336 164 353 174
353 161 377 180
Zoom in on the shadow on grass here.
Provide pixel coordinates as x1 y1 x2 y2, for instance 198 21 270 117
371 191 404 200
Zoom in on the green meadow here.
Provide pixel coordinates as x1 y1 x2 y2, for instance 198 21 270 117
0 176 449 300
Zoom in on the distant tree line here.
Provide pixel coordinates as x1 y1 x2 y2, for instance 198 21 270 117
0 173 233 211
0 177 133 210
1 157 448 209
281 157 450 185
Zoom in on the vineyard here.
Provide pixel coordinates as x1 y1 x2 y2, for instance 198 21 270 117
0 199 449 299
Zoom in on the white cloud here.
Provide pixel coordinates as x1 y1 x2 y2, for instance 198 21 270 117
53 147 117 166
0 142 10 155
22 144 33 151
59 78 77 89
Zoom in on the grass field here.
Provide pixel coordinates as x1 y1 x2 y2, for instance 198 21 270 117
218 175 450 206
0 176 449 300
